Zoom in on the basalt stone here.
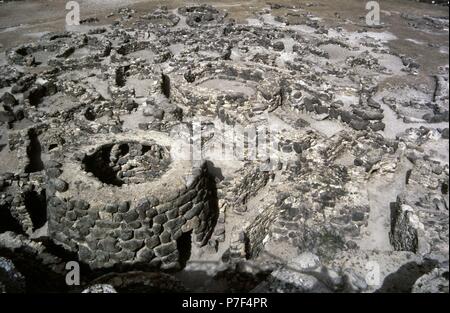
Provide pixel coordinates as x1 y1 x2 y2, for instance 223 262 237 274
118 201 130 213
422 113 434 122
147 258 161 268
66 211 77 221
304 97 320 111
65 200 76 211
46 168 62 178
115 250 135 262
134 228 152 240
88 210 99 220
164 216 186 232
74 200 90 211
153 213 168 225
153 109 165 120
56 46 75 58
156 202 172 214
89 229 105 241
350 119 369 131
142 108 153 117
442 128 449 139
120 239 144 252
93 251 110 264
198 210 208 221
174 190 197 207
138 123 148 130
172 229 183 240
368 98 381 109
136 198 151 211
13 106 24 120
193 189 206 202
353 109 384 121
125 99 138 112
370 122 385 132
194 232 206 243
86 238 99 250
166 207 179 220
423 112 447 123
305 101 315 112
145 236 160 249
109 229 121 239
315 105 329 115
152 223 162 234
329 108 340 119
1 92 17 107
405 152 418 164
119 229 133 241
74 209 88 218
98 237 121 253
292 142 303 154
160 261 179 270
195 220 208 234
154 241 177 257
136 247 155 262
159 231 171 243
11 83 30 94
51 178 68 192
129 221 142 229
43 81 57 96
96 220 119 229
78 245 94 261
185 202 203 220
340 111 353 124
273 41 285 51
0 110 16 123
146 191 161 206
352 212 365 222
113 214 123 223
196 179 206 191
122 211 139 223
145 208 158 219
49 200 65 214
78 216 95 228
282 145 293 153
179 201 193 215
23 85 46 106
105 204 118 214
161 250 179 264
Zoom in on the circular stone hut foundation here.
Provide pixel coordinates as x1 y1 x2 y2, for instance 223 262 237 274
47 131 216 270
169 62 285 125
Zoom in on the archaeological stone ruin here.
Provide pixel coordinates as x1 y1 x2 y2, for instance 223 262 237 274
0 0 448 294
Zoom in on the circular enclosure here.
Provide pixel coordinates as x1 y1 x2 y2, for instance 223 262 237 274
170 62 285 125
81 141 170 186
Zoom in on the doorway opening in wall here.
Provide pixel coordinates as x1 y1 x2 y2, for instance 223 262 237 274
24 130 44 173
177 230 192 269
24 189 47 230
0 204 23 233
